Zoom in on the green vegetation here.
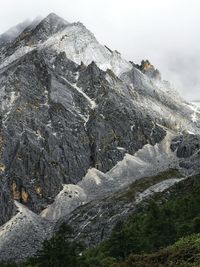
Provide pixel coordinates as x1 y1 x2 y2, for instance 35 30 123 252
28 224 84 267
111 234 200 267
0 264 22 267
1 174 200 267
79 174 200 266
116 168 182 201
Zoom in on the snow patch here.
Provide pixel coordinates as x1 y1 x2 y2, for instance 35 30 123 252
0 46 35 69
117 147 126 151
41 23 132 76
60 76 96 109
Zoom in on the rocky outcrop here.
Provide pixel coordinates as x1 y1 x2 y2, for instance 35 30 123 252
171 132 200 158
131 60 161 80
1 13 68 58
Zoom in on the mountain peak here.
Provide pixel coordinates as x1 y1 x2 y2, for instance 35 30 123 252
22 13 68 43
33 13 69 35
10 13 69 45
43 12 68 24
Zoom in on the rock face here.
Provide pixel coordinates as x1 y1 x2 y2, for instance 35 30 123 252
131 60 161 80
0 177 15 226
171 132 200 158
0 46 168 214
171 131 200 172
0 13 200 261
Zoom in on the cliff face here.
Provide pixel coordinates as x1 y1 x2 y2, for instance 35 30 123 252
0 13 200 261
0 46 167 215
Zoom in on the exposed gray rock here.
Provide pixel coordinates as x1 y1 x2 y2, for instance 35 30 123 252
171 132 200 158
54 169 184 248
0 46 168 216
1 13 68 59
0 50 91 213
0 201 52 262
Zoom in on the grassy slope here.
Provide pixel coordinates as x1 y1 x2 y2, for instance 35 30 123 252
115 168 182 201
80 173 200 267
112 233 200 267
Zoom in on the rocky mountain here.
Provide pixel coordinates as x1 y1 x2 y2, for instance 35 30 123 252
0 13 200 262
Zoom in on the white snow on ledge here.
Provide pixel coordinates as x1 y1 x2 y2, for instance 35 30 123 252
0 22 132 76
60 76 97 109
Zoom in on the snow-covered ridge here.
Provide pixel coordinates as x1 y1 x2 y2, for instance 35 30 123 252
0 19 132 76
41 185 87 221
0 46 35 69
60 76 97 109
41 22 132 76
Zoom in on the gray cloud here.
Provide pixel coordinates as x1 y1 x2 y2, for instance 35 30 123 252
0 0 200 100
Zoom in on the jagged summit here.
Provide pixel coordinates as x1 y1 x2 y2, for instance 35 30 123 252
0 14 176 83
45 12 68 23
0 13 132 75
35 12 69 34
17 12 69 43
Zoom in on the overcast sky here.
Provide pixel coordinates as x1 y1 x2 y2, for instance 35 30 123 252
0 0 200 100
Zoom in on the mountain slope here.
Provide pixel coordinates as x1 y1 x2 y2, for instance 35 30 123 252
0 201 52 261
114 233 200 267
0 13 200 262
